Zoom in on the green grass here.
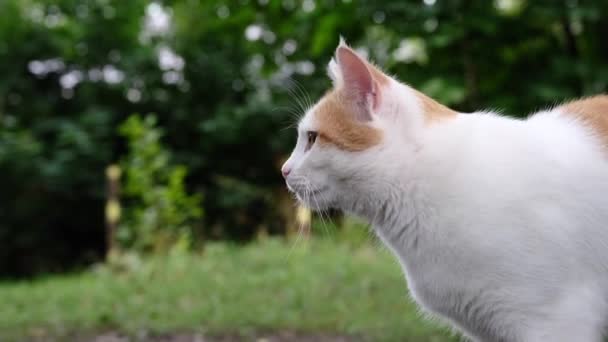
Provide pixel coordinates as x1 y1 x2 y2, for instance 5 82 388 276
1 234 458 341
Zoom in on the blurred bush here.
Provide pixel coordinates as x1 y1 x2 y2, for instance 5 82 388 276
118 114 202 253
1 0 607 275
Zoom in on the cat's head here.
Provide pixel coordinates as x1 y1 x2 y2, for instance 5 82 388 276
281 39 454 214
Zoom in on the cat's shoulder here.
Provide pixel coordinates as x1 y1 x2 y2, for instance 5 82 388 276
555 94 608 147
557 94 608 119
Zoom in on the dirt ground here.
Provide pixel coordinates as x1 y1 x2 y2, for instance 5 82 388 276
61 331 364 342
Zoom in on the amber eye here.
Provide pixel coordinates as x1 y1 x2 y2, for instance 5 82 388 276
306 131 318 150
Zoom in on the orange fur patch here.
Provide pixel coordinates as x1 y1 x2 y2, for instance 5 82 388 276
314 90 382 152
414 89 457 124
557 95 608 149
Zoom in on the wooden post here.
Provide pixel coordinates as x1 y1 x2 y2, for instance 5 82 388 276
105 165 121 259
296 205 311 238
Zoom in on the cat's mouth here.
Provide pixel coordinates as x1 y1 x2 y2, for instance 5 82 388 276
289 185 326 198
294 186 332 210
306 186 327 196
285 179 333 210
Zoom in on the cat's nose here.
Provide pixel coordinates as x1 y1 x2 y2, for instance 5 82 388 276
281 166 291 178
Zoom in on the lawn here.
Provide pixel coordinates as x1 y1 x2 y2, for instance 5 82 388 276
1 232 458 341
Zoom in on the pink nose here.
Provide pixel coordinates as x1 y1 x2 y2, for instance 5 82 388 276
281 167 291 178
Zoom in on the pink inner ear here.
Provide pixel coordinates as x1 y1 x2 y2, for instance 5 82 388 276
336 47 376 121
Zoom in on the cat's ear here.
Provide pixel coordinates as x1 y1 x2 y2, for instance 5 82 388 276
329 41 379 122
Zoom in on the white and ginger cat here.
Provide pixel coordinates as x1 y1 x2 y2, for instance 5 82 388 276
281 39 608 342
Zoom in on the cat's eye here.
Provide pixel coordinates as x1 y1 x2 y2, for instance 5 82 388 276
305 131 318 151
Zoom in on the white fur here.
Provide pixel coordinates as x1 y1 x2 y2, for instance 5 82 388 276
282 54 608 341
327 36 348 88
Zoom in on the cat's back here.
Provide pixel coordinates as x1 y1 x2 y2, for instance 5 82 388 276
503 95 608 205
473 96 608 259
520 95 608 170
420 95 608 225
423 95 608 240
551 94 608 152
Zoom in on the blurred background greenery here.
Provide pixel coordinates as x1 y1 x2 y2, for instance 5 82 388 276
1 0 607 340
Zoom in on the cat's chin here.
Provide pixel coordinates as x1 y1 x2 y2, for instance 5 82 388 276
301 202 332 212
295 192 333 212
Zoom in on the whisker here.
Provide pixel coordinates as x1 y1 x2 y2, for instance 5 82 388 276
285 78 313 117
272 105 305 125
304 183 323 236
271 107 302 133
313 190 333 238
301 179 333 239
287 189 307 258
285 82 307 115
287 217 304 258
290 78 315 111
280 122 299 132
272 105 303 118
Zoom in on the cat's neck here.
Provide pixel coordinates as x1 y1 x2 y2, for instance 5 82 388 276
344 166 432 249
361 110 526 248
347 111 486 249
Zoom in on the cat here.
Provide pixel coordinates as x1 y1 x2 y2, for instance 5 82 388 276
281 38 608 342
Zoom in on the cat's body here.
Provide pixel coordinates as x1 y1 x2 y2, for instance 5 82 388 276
375 103 608 342
282 39 608 341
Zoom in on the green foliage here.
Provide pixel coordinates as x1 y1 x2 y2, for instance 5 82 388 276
0 238 457 342
1 0 608 274
118 114 202 252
